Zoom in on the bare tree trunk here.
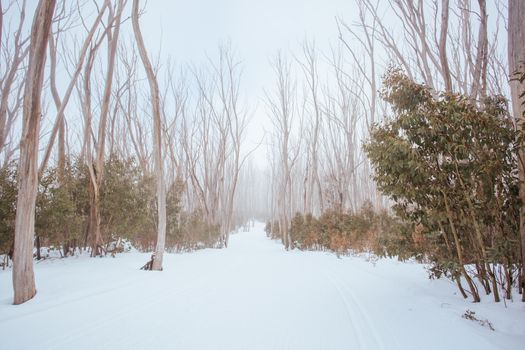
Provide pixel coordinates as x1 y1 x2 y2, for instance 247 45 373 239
438 0 452 92
442 192 480 302
508 0 525 301
39 0 109 175
471 0 488 100
12 0 56 305
267 53 298 249
0 1 28 160
132 0 166 271
0 2 2 47
48 34 65 179
86 0 123 256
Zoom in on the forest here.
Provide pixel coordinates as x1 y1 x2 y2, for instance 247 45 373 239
0 0 524 348
263 0 525 304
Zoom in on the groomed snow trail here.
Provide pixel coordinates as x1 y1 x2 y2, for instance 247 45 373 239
1 222 524 350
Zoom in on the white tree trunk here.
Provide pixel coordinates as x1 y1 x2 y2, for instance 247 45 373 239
508 0 525 301
132 0 166 270
12 0 56 305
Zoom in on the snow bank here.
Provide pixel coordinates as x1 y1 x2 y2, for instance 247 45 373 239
0 222 523 349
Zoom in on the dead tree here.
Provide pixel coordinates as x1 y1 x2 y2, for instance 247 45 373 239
355 0 491 99
297 41 324 216
213 46 249 246
336 0 383 209
0 0 29 166
12 0 56 305
80 0 124 257
179 47 249 247
132 0 166 270
322 48 361 212
266 53 300 249
39 0 110 176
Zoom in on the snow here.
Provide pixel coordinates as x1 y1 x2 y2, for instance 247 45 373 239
1 222 524 350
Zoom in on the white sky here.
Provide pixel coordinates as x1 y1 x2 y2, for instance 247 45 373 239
140 0 353 91
138 0 358 168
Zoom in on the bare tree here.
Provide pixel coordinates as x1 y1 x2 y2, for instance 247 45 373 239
117 42 151 173
438 0 452 92
297 40 324 216
336 1 384 210
266 53 300 249
321 48 361 213
176 47 250 246
213 47 250 245
81 0 125 257
39 0 110 175
0 0 29 165
132 0 166 270
12 0 56 305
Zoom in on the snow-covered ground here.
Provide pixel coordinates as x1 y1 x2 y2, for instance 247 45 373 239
1 222 524 350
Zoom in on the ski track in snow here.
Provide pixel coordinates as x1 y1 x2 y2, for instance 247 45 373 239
0 222 524 350
321 270 388 350
321 271 368 350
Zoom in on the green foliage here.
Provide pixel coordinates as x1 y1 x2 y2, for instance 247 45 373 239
265 220 281 240
0 163 17 255
100 154 155 245
99 162 220 253
0 152 225 259
164 178 184 250
36 163 83 250
269 203 417 259
364 69 521 300
171 209 221 251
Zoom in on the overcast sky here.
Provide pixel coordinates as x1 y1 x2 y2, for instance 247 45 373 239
140 0 353 91
138 0 358 167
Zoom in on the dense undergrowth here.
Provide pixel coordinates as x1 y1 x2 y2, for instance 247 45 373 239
265 202 419 261
0 154 222 267
267 70 524 303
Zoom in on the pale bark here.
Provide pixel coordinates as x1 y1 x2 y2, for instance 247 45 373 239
88 0 124 256
12 0 56 305
471 0 488 100
323 50 360 213
508 0 525 301
215 48 248 245
438 0 452 92
0 0 28 159
337 0 383 209
298 41 323 216
267 53 298 249
38 0 109 175
132 0 166 270
48 34 66 178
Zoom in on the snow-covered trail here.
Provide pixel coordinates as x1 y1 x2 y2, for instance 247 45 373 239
0 222 523 350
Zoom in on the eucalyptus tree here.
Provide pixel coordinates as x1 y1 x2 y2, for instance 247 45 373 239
13 0 56 305
132 0 166 270
39 0 110 176
266 53 301 249
0 0 29 166
508 0 525 301
79 0 125 256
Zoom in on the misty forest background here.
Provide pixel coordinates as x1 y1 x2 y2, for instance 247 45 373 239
1 0 525 306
